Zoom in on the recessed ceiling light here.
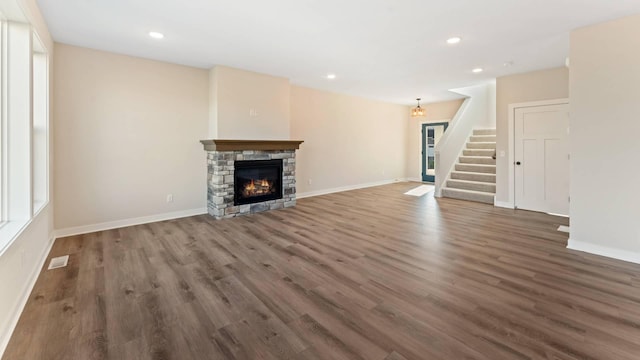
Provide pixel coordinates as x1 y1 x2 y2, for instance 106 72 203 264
149 31 164 39
472 68 484 73
447 37 462 44
326 73 336 80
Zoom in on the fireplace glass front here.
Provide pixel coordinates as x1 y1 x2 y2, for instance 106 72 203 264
234 159 283 205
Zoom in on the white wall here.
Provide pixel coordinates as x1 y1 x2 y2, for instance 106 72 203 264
495 67 569 204
290 85 408 196
53 44 210 232
406 99 464 180
0 0 54 355
209 65 290 140
569 14 640 262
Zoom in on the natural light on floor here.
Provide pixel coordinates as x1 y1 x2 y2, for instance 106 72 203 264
403 184 435 197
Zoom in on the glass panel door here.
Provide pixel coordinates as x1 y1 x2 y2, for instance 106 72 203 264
421 122 449 182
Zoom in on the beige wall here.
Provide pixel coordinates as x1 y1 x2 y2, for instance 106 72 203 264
208 68 218 138
495 67 569 203
569 14 640 260
210 65 290 140
291 86 408 195
406 99 464 180
53 44 209 230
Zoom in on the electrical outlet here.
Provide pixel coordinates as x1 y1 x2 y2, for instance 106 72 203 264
166 194 173 203
307 179 312 185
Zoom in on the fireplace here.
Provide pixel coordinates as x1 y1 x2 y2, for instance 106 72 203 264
234 159 283 205
200 139 302 219
200 140 303 219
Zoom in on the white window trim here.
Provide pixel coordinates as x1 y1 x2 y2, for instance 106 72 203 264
0 20 5 227
0 219 29 256
32 36 49 215
0 18 50 257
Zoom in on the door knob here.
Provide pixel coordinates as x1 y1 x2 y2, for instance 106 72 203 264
516 161 521 165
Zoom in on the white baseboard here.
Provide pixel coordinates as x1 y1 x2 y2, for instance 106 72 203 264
406 177 423 182
55 207 207 239
0 235 55 357
567 239 640 265
547 212 570 218
494 201 515 209
297 179 405 199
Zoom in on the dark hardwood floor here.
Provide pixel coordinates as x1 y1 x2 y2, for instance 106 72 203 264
4 182 640 360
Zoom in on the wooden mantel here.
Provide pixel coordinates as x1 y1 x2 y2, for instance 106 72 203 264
200 139 303 152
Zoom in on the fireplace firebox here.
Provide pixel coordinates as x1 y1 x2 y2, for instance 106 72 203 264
234 159 283 205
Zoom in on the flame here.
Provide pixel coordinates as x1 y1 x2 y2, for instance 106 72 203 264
243 178 272 197
246 180 256 192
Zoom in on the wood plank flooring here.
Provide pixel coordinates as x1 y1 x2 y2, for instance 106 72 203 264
4 182 640 360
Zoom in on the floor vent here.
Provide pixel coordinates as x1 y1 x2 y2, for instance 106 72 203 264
48 255 69 270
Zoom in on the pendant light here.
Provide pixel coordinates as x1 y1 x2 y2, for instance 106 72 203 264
411 98 426 117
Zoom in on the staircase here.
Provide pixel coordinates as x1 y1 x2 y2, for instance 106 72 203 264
441 129 496 204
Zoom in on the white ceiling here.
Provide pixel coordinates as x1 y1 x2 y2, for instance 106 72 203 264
37 0 640 105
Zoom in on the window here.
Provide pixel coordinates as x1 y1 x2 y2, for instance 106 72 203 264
0 17 50 255
0 20 4 226
32 37 48 214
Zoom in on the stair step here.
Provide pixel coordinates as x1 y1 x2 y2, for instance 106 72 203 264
450 171 496 183
441 188 495 205
473 129 496 136
459 156 496 165
463 149 495 157
447 179 496 193
470 135 496 143
466 142 496 149
455 163 496 174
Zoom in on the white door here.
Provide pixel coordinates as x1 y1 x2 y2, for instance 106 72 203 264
514 104 569 215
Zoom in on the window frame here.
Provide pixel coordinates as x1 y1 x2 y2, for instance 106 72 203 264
0 20 5 227
0 18 50 257
32 34 49 216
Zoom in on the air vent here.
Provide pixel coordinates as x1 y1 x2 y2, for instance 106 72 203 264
47 255 69 270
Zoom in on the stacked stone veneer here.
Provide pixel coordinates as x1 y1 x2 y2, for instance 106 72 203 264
206 150 296 219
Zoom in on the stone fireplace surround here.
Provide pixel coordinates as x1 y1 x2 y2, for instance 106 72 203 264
200 140 303 220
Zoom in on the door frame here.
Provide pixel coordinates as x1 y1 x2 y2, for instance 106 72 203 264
504 98 569 209
421 121 449 182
